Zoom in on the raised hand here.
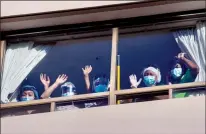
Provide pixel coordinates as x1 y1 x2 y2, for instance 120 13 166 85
55 74 68 85
40 73 50 88
176 52 186 60
129 74 142 88
82 65 92 76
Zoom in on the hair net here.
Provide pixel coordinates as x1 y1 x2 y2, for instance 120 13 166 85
143 67 161 83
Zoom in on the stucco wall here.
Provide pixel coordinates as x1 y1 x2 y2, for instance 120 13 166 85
1 1 136 17
1 1 205 31
1 96 205 134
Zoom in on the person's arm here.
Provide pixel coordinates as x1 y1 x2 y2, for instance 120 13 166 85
178 53 199 76
82 65 92 93
41 74 68 99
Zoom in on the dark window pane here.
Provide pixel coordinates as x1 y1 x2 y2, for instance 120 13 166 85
118 32 181 89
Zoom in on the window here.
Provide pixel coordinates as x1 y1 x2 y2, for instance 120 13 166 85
1 35 111 105
1 20 205 117
118 31 181 89
23 37 111 97
116 27 205 103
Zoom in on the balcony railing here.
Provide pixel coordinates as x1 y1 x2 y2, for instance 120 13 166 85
0 81 205 118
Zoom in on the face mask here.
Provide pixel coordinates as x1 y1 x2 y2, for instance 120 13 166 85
93 76 109 93
143 75 156 87
94 85 108 93
21 95 34 102
171 68 182 79
62 92 75 97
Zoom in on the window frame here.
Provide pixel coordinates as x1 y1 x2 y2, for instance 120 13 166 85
1 28 205 113
1 9 205 115
0 40 6 86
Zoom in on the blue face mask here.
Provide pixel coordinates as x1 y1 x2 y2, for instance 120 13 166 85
93 76 109 93
21 96 34 102
171 68 182 79
94 85 108 93
143 75 156 87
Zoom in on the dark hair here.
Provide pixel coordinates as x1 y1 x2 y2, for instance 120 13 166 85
92 74 109 89
17 85 39 101
169 59 187 74
93 74 108 81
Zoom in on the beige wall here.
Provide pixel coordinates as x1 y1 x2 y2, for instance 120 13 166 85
1 1 136 17
1 1 205 31
1 96 205 134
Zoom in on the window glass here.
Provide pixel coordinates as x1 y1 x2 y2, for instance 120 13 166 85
26 38 111 97
118 32 181 89
3 36 111 106
118 31 183 103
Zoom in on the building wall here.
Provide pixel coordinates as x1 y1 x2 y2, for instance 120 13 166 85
1 1 136 17
1 96 205 134
1 1 205 31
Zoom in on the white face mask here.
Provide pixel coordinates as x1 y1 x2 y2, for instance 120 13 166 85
171 68 182 78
